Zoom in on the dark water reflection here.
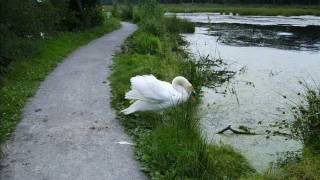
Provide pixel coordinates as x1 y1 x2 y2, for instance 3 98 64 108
206 23 320 52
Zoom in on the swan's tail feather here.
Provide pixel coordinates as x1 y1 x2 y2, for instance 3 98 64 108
121 101 155 115
121 106 136 115
125 89 144 100
121 101 141 115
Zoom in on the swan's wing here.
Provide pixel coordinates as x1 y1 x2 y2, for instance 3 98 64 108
126 75 178 103
121 100 172 114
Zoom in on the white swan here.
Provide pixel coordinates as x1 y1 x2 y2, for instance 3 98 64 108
121 75 194 115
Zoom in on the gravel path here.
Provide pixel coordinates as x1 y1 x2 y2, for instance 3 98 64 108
0 22 145 180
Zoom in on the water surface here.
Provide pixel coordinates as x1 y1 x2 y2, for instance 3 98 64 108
180 13 320 171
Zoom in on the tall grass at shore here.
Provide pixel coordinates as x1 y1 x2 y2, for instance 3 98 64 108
163 4 320 16
0 18 120 144
244 85 320 179
276 85 320 179
110 0 254 179
104 4 320 16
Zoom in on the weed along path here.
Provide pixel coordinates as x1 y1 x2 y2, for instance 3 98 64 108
0 22 145 180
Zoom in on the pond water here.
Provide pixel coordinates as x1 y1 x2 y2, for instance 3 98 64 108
178 13 320 172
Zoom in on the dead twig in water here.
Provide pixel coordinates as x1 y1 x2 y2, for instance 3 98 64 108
217 125 258 135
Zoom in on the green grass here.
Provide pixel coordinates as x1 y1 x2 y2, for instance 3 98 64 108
162 4 320 16
275 148 320 179
291 87 320 152
244 148 320 180
110 10 254 178
0 18 120 144
272 86 320 179
244 86 320 179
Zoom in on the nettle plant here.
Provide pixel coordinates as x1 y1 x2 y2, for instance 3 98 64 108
291 85 320 153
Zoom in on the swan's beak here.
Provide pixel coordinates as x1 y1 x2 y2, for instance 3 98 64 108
191 93 196 101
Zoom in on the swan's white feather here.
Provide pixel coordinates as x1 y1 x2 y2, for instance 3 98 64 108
121 75 189 114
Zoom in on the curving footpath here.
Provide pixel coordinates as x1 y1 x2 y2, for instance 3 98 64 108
0 22 146 180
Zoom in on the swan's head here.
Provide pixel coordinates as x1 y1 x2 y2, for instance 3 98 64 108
172 76 194 95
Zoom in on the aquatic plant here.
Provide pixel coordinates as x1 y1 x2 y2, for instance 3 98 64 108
291 83 320 153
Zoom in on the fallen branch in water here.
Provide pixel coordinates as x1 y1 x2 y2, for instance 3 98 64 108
217 125 258 135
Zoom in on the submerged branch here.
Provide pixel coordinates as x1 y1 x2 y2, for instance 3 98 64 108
217 125 258 135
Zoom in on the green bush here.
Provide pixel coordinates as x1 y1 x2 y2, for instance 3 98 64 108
0 0 52 36
84 5 104 27
131 31 162 55
111 3 121 18
66 0 104 30
165 16 195 34
120 1 134 20
0 0 105 77
139 18 166 37
134 0 165 36
0 37 40 60
111 0 133 21
292 87 320 152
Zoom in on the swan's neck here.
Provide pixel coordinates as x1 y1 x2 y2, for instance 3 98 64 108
172 77 186 88
173 85 189 100
172 84 184 92
172 76 191 98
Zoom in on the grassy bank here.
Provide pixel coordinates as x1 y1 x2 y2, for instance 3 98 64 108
163 4 320 16
0 18 120 144
110 1 254 179
244 86 320 179
269 148 320 179
272 86 320 179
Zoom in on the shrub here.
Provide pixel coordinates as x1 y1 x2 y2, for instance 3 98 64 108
135 0 163 22
134 0 165 36
0 0 52 37
165 16 196 34
0 0 105 77
139 18 166 37
131 31 162 55
120 0 134 20
111 3 121 18
66 0 104 30
111 0 134 21
83 4 104 27
291 87 320 152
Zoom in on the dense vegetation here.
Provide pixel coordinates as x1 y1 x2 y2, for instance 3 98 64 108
292 86 320 153
159 0 319 5
105 1 320 16
0 0 104 78
105 0 319 5
163 4 320 16
110 0 254 179
0 0 120 144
